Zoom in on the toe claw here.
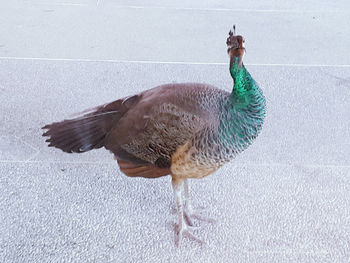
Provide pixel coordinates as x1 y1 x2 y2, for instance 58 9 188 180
174 225 204 247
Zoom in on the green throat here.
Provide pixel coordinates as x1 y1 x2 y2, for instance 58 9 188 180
218 56 266 150
229 57 261 109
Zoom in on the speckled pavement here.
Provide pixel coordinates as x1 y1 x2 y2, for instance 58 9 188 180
1 1 350 262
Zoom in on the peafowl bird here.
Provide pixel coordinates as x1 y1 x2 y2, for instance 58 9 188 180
42 27 266 245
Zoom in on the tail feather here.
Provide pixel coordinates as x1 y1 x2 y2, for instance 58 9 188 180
42 94 141 153
43 111 121 153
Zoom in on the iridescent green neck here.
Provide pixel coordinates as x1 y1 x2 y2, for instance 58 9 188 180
229 57 258 109
217 56 266 148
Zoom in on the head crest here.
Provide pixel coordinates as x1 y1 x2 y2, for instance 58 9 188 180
226 25 240 49
228 25 236 36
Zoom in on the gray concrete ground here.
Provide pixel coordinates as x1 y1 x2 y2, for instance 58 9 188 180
1 0 350 262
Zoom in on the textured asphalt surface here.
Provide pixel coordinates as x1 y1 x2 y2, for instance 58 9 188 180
1 1 350 262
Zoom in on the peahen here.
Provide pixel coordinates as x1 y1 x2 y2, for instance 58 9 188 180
42 27 266 245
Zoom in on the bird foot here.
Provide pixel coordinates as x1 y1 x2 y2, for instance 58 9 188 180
174 224 204 247
184 207 216 226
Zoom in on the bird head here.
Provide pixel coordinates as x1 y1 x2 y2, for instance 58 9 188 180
226 25 245 59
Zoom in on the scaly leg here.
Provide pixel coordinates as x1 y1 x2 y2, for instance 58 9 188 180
183 179 216 225
183 179 195 226
172 178 203 246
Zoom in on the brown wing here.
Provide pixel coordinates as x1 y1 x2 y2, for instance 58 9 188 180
105 84 218 176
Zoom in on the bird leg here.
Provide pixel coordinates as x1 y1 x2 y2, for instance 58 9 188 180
183 179 216 225
172 178 203 246
183 179 195 226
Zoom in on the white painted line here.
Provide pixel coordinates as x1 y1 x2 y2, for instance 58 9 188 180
31 2 88 6
237 162 350 169
244 249 329 255
0 160 114 165
248 63 350 68
0 159 349 169
0 56 349 68
22 2 348 13
0 56 223 65
103 5 346 14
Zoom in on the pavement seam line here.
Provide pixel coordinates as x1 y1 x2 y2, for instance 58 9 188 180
0 57 349 68
26 2 349 13
0 160 349 169
105 6 349 14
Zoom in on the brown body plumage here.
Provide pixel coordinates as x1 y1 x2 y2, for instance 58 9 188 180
44 83 230 180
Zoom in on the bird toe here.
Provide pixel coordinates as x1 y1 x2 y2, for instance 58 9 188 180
174 225 204 247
